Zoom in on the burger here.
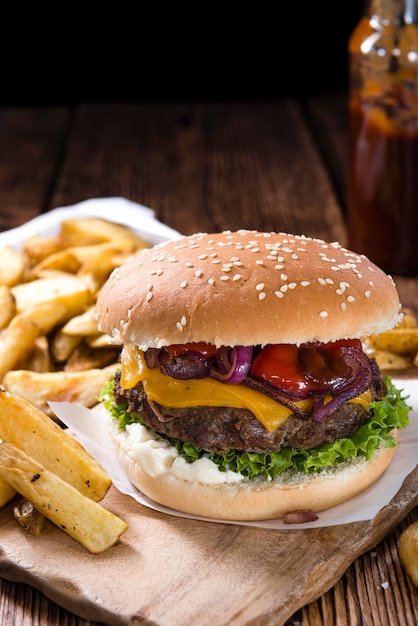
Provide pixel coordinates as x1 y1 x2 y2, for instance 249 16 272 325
96 230 411 521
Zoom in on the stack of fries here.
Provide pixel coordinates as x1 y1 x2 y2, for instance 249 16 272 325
363 307 418 372
0 217 150 415
0 217 151 552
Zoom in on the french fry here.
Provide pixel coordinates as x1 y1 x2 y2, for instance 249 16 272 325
61 305 99 336
0 476 17 508
50 329 83 363
0 245 27 286
366 328 418 357
369 349 411 371
397 307 418 329
22 233 73 266
0 440 127 554
31 249 81 275
0 285 16 330
399 522 418 587
0 314 39 381
16 336 52 373
2 367 117 415
63 345 120 372
11 274 92 314
61 217 149 250
0 387 111 501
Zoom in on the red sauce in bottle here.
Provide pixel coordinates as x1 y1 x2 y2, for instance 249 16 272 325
348 96 418 275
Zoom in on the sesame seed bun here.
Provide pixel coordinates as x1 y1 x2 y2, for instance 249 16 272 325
96 230 401 349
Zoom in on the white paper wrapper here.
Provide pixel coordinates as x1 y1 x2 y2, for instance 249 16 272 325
3 198 417 529
50 377 418 530
0 196 181 247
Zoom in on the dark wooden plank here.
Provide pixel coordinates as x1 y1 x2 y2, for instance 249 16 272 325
50 101 346 243
293 507 418 626
303 93 349 217
0 108 70 231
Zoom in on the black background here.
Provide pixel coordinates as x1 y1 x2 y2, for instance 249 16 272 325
1 2 364 107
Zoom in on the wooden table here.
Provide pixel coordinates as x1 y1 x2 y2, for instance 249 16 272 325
0 97 417 625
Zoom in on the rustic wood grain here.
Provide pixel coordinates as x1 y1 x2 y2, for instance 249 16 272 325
0 108 69 231
1 471 417 626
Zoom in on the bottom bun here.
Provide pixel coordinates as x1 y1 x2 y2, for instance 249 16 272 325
109 419 398 521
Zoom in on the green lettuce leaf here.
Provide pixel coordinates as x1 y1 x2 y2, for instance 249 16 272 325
100 377 411 480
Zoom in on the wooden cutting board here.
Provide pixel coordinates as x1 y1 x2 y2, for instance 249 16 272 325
1 465 418 626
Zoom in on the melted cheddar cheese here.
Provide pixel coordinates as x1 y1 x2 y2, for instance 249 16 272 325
120 345 372 433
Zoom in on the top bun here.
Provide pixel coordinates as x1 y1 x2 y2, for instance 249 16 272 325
96 230 401 349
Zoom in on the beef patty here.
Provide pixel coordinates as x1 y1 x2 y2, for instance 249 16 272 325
113 364 387 453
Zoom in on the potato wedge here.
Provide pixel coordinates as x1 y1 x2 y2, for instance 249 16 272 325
0 440 127 554
0 285 16 330
366 328 418 356
0 387 111 501
0 314 39 381
11 274 92 314
61 306 99 336
399 522 418 587
61 217 149 249
0 476 17 508
50 329 83 363
2 367 117 415
0 246 27 286
397 308 418 329
369 349 411 371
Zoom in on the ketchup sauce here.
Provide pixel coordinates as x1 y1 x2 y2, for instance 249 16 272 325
347 98 418 275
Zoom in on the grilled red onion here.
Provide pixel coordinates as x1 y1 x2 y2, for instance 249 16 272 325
310 347 374 422
210 346 253 384
283 510 319 524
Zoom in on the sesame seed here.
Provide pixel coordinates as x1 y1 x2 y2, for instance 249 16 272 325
288 283 297 289
275 264 284 270
365 290 371 298
318 278 327 285
168 256 178 263
220 275 229 281
341 302 347 310
256 259 264 265
176 322 184 331
256 283 265 291
259 292 266 300
208 278 215 285
347 295 355 302
195 270 203 277
180 280 188 288
281 274 287 281
181 316 187 326
185 262 193 267
232 274 241 281
145 292 153 302
301 281 310 287
319 311 328 318
280 285 288 293
275 291 284 298
198 254 208 260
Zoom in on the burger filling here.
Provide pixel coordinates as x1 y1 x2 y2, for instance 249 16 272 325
101 340 411 480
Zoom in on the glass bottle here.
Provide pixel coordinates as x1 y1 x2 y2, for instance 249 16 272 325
347 0 418 275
